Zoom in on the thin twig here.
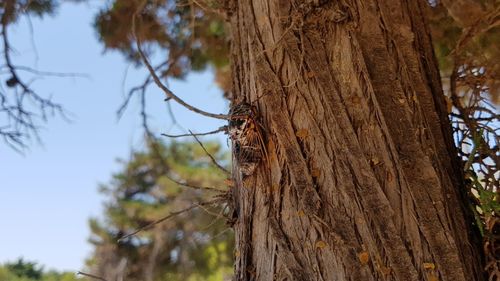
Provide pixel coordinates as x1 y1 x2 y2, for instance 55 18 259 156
139 89 152 137
189 129 230 174
210 227 232 241
161 126 227 138
117 198 223 242
77 271 108 281
165 98 186 132
200 204 229 230
116 59 172 120
164 172 224 193
131 11 231 120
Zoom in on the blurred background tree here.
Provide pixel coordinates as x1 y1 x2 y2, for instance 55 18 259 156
0 258 84 281
85 140 233 281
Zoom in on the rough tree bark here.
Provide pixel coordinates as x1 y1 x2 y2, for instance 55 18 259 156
227 1 484 280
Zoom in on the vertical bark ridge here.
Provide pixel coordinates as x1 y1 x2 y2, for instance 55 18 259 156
353 0 481 279
229 0 483 280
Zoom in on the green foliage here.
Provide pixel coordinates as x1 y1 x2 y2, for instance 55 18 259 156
477 189 500 215
4 258 43 280
87 140 233 281
0 259 84 281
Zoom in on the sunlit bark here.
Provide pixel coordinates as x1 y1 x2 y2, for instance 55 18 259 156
228 1 484 280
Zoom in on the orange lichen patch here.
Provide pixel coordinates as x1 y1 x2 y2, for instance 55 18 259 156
315 240 327 249
380 266 391 276
386 171 394 182
306 71 316 78
311 169 321 178
370 158 381 166
423 262 436 270
351 95 361 105
358 252 370 264
296 129 309 139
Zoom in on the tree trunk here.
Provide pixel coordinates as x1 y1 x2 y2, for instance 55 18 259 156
227 1 484 280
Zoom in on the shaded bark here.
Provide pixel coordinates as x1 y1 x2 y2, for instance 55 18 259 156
228 0 484 280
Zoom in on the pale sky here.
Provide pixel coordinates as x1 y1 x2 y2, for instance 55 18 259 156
0 2 228 272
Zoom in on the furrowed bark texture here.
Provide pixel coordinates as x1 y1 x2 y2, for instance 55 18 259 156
228 1 483 280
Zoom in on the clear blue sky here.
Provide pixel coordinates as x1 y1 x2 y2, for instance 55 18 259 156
0 2 228 272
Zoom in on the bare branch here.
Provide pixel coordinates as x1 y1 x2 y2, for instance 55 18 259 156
164 172 225 193
161 126 227 138
0 126 24 151
1 65 89 79
77 271 109 281
200 204 229 230
139 88 152 138
131 11 231 120
165 98 185 132
117 198 224 242
116 60 169 120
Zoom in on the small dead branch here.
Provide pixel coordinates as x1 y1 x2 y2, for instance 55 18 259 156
0 65 89 79
161 126 227 138
199 204 232 232
117 198 224 242
116 63 163 120
77 271 108 281
116 51 186 134
164 172 225 193
0 127 23 152
189 129 231 174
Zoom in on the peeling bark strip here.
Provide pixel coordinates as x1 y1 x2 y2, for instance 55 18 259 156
228 1 483 281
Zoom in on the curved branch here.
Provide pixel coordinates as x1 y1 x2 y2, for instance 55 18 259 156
131 13 231 120
117 198 224 242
